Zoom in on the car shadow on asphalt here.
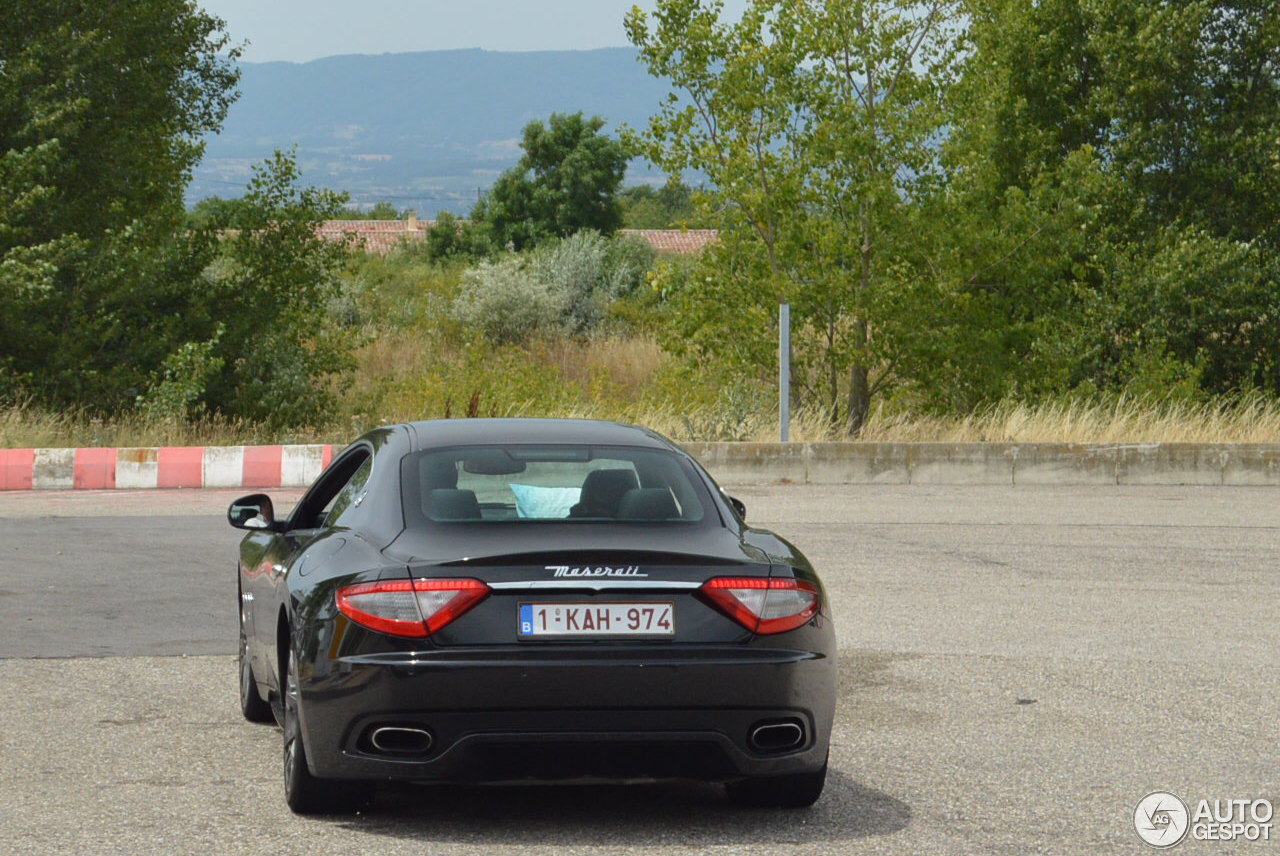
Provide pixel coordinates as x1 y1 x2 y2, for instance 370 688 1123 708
321 767 911 846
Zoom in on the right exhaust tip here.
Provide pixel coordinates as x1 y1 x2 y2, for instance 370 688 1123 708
748 719 806 753
369 725 434 755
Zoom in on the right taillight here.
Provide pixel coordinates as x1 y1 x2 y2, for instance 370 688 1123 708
699 576 820 634
336 578 490 637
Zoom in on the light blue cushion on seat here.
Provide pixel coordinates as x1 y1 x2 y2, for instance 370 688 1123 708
509 483 582 519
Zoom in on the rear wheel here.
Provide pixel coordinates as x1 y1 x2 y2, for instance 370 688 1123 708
238 609 273 724
282 647 373 814
726 761 827 808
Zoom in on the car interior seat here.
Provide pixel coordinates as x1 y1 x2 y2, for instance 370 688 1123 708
568 469 640 518
425 488 482 520
616 487 679 520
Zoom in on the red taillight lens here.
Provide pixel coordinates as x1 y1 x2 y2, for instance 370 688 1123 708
699 576 820 635
335 578 490 638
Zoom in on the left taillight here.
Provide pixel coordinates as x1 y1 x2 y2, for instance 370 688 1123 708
335 578 490 638
699 576 820 635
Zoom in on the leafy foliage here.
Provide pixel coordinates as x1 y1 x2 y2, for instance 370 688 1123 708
451 232 655 344
633 0 1280 419
7 0 1280 437
186 196 253 230
628 0 965 432
472 112 631 250
195 150 356 428
135 325 226 421
423 211 495 262
0 0 240 407
452 256 570 345
335 201 403 220
619 181 704 229
950 0 1280 399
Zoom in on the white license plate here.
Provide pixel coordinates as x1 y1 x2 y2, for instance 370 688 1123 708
518 602 674 637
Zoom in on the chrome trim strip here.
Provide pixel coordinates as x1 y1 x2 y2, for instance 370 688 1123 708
487 580 701 592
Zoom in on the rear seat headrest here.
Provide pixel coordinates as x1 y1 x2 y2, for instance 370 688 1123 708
617 487 679 520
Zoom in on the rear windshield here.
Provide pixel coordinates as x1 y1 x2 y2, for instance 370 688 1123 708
401 445 712 524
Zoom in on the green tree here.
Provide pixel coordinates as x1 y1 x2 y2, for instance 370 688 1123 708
186 196 253 230
967 0 1280 244
628 0 964 432
472 112 631 251
334 201 403 220
423 211 494 261
953 0 1280 398
195 150 356 428
619 180 704 229
0 0 240 406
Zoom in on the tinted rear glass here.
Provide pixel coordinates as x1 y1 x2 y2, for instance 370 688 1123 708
401 445 711 525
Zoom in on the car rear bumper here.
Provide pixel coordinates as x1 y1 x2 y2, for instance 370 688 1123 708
296 643 836 782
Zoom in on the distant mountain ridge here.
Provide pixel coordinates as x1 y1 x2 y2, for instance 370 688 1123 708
194 48 671 215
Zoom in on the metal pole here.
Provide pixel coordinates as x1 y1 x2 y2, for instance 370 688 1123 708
779 302 791 442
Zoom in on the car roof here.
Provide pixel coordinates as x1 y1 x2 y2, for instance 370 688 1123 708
403 418 677 453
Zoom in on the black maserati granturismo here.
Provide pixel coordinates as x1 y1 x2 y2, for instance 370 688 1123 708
230 419 835 813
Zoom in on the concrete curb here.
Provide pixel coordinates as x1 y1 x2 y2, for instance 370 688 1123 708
0 442 1277 490
0 445 335 491
681 442 1280 486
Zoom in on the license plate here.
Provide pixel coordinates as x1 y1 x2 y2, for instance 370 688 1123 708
518 602 674 637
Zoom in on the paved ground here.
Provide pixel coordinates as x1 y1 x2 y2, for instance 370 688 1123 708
0 484 1276 854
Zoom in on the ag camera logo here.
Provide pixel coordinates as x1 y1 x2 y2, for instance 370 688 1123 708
1135 792 1274 847
1134 792 1190 848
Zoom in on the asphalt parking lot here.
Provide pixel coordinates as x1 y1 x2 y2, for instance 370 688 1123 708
0 484 1276 854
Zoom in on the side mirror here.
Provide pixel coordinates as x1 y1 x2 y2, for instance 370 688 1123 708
229 493 277 531
728 495 747 520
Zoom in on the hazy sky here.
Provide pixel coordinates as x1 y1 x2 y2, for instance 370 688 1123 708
199 0 753 63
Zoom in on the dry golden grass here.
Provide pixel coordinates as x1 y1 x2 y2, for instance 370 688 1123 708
497 395 1280 444
4 390 1279 449
534 336 668 398
0 402 335 448
726 396 1280 444
860 396 1280 444
352 328 437 379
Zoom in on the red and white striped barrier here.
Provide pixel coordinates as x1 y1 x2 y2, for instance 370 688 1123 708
0 445 336 491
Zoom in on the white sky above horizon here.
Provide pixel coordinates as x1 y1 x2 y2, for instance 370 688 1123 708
198 0 753 63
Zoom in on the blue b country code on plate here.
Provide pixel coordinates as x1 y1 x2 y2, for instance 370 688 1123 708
519 603 535 635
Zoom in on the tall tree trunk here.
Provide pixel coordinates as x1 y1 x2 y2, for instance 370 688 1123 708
847 318 870 436
827 316 840 427
850 194 873 436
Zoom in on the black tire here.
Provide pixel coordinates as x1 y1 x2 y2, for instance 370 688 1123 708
239 608 274 724
726 761 828 808
282 648 373 814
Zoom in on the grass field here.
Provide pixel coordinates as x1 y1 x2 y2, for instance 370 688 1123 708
4 393 1279 448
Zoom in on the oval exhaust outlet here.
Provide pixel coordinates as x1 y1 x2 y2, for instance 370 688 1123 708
749 720 805 752
369 726 434 754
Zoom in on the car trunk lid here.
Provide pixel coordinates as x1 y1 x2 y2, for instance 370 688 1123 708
406 548 770 646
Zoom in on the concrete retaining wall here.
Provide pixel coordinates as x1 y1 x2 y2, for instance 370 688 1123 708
682 442 1280 486
1 442 1277 489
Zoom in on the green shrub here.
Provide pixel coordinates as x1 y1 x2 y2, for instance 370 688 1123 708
136 326 225 421
451 231 657 342
452 255 569 344
423 211 494 262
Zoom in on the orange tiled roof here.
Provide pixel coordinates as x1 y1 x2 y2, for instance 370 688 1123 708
317 220 718 255
317 219 434 254
617 229 719 254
